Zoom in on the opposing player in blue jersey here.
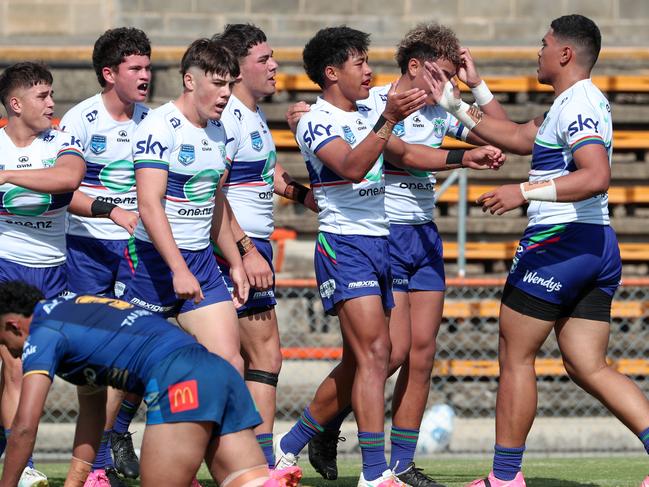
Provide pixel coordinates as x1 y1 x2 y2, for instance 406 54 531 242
214 23 317 469
299 23 506 487
427 15 649 487
60 27 152 485
273 26 503 487
0 62 100 487
0 281 301 487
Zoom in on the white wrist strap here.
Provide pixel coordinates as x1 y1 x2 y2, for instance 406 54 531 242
438 81 483 130
520 180 557 202
471 80 494 106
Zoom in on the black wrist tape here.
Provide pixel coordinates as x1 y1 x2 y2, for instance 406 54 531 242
91 200 117 217
446 149 466 166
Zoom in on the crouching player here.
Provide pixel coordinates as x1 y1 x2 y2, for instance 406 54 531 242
0 281 301 487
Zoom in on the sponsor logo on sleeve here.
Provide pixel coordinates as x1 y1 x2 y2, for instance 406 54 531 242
302 122 334 149
567 114 599 137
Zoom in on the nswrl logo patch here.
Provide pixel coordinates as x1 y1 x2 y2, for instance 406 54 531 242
178 144 195 166
250 131 263 152
90 134 107 155
342 125 356 144
393 121 405 137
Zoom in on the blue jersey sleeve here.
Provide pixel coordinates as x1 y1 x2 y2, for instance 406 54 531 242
22 325 67 380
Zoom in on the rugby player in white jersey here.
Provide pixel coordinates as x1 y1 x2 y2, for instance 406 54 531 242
299 23 506 487
273 26 504 487
60 27 152 486
213 23 316 470
0 61 96 487
426 14 649 487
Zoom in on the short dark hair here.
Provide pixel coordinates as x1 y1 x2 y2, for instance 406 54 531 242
213 23 267 60
92 27 151 87
303 26 370 89
180 38 240 85
395 23 461 74
550 14 601 70
0 281 43 318
0 62 53 109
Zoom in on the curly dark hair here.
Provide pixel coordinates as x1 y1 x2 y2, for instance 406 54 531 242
213 23 267 60
180 38 240 86
0 281 44 317
0 62 53 109
303 26 370 89
92 27 151 87
395 23 461 74
550 14 601 70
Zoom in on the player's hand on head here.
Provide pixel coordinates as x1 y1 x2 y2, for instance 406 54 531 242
383 81 427 123
424 62 461 110
457 47 482 88
286 101 310 134
463 145 506 170
476 183 525 215
110 207 139 235
242 247 273 291
172 269 204 304
230 265 250 308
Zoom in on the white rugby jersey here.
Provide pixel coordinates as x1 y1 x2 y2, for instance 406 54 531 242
296 97 388 236
0 128 82 266
528 79 612 226
132 102 232 251
220 95 275 239
61 94 149 240
361 85 468 224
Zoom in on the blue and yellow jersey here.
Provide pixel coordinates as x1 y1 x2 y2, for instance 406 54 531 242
22 294 197 394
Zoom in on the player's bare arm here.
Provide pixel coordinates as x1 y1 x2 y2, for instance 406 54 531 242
0 374 51 487
211 188 251 307
136 167 203 303
274 162 317 212
425 61 541 155
67 191 138 235
0 154 85 193
478 143 610 215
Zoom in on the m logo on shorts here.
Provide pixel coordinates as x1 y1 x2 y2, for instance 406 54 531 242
168 380 199 413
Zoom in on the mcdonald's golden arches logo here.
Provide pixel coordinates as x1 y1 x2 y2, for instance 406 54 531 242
168 379 199 413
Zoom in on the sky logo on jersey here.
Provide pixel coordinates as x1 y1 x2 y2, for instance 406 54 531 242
135 135 169 158
567 114 599 137
250 131 264 152
302 122 334 149
178 144 195 166
90 134 107 155
85 110 98 123
342 125 356 145
433 118 446 138
168 379 199 413
393 121 405 137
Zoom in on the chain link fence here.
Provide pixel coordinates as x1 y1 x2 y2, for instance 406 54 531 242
42 280 649 425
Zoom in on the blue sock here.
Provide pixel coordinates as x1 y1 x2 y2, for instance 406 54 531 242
280 408 324 455
638 426 649 454
257 433 275 468
5 429 34 468
389 426 419 472
325 405 353 432
493 444 525 481
113 399 138 434
0 427 6 457
358 431 388 481
92 430 112 471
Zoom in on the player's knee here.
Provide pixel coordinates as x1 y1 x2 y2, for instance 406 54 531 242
244 369 279 388
220 465 269 487
563 357 607 387
388 345 409 371
224 353 245 376
246 348 282 375
358 336 391 374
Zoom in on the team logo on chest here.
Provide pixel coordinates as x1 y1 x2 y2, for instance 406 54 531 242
218 144 227 161
250 131 264 152
90 134 107 154
393 121 405 138
178 144 195 166
342 125 356 145
432 118 446 138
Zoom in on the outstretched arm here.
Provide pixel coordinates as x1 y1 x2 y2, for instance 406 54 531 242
68 191 138 235
0 374 51 487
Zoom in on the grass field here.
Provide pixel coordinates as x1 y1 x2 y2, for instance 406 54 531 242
4 456 647 487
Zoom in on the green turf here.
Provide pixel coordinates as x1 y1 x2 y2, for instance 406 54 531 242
2 456 647 486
